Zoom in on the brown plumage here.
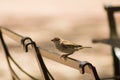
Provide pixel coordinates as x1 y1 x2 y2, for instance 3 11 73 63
51 37 91 59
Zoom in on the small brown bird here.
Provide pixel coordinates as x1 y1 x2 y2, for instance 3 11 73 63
51 37 91 59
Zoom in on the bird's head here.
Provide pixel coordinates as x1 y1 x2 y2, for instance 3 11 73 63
51 37 61 42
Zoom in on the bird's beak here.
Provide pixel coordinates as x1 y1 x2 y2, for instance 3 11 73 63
51 39 54 41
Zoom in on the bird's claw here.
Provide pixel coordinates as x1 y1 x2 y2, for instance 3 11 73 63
60 54 68 60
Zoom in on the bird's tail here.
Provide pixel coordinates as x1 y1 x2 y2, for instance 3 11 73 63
82 46 92 48
79 46 92 49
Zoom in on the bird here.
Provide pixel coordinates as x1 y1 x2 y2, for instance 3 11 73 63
51 37 92 59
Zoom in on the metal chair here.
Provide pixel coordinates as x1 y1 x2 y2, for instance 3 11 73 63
0 27 100 80
93 4 120 80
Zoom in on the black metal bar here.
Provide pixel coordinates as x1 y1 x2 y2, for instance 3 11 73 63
0 30 38 80
104 5 120 78
80 61 100 80
105 5 120 12
0 27 54 80
21 37 54 80
0 30 20 80
104 5 118 38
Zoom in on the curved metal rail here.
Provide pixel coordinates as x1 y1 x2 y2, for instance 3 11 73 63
0 27 100 80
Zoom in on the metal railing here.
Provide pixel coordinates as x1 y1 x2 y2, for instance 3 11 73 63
104 5 120 76
93 4 120 80
0 27 100 80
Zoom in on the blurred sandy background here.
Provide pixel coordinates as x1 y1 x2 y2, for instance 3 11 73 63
0 0 120 80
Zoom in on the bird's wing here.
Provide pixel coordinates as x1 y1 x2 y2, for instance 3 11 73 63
61 40 82 48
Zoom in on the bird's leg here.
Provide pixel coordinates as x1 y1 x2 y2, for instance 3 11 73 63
60 53 73 60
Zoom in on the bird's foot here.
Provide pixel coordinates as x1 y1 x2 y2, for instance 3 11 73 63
60 54 68 60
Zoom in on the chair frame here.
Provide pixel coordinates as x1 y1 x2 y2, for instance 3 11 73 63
0 27 100 80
